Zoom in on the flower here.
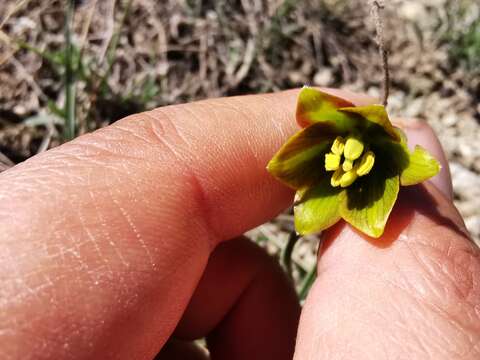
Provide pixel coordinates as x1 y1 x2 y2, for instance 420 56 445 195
267 87 441 238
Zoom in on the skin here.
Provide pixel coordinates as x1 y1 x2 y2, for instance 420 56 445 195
0 89 478 360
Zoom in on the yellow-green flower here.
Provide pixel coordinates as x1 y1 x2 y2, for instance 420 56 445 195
267 87 441 238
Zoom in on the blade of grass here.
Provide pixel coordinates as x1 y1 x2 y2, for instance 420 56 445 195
98 0 133 94
64 0 76 141
298 263 316 301
14 40 60 65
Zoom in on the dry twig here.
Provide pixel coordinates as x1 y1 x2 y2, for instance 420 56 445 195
370 0 390 106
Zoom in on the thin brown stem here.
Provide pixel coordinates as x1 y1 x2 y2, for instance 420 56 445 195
371 0 390 107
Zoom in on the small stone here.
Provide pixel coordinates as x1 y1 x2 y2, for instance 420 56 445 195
465 216 480 243
404 98 424 118
442 112 457 127
313 68 334 87
288 71 306 85
398 3 427 22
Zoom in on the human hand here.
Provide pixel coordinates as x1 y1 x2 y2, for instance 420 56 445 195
0 89 478 359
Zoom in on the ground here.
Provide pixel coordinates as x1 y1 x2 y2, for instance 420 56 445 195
0 0 479 290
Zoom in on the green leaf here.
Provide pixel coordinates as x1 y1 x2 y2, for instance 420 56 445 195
400 145 441 186
267 122 338 189
340 171 399 238
294 180 344 235
296 87 357 130
339 105 400 141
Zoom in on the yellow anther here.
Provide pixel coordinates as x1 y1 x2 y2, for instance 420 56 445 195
325 153 341 171
356 151 375 176
342 159 353 172
330 168 343 187
344 137 364 161
340 170 358 188
331 136 345 155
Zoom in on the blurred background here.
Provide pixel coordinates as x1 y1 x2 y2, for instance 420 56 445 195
0 0 479 293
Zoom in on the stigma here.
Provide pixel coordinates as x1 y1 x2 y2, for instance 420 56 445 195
324 136 375 188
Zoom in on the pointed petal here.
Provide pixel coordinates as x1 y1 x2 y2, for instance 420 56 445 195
267 123 338 189
340 171 400 238
296 87 357 130
390 127 441 186
339 105 400 141
401 145 441 186
294 180 343 235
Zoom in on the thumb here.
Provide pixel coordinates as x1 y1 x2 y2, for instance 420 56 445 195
294 122 480 359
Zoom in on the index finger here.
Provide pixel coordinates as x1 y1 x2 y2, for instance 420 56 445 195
0 88 375 359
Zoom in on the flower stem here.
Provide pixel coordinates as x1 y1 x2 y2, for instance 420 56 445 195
282 230 300 281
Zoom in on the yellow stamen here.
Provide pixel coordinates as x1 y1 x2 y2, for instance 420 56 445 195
331 136 345 155
330 168 343 187
356 151 375 176
325 153 341 171
344 136 364 161
340 170 358 188
342 159 353 172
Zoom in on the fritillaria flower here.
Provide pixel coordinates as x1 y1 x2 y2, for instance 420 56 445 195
267 88 441 238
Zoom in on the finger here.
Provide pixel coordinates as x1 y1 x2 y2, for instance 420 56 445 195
173 237 299 360
0 89 374 359
294 122 480 359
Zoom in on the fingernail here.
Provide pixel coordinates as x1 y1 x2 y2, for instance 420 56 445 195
394 117 422 129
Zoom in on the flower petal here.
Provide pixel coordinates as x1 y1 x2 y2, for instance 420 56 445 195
339 105 400 141
391 127 441 186
340 171 400 238
296 87 356 129
294 180 344 235
400 145 441 186
267 122 338 189
370 127 409 174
